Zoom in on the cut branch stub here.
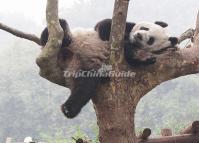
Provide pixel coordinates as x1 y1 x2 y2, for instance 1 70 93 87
138 128 152 140
180 121 199 135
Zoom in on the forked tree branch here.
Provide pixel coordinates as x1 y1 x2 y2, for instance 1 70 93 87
0 22 41 45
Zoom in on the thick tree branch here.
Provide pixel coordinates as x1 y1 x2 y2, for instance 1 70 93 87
131 11 199 98
0 22 41 45
154 12 199 83
36 0 65 86
178 28 195 43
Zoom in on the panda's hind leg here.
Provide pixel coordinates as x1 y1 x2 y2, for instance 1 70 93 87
61 77 100 118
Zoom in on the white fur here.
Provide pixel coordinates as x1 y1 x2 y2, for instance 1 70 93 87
68 29 109 52
130 22 172 52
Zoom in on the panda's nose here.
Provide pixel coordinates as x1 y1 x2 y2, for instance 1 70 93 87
135 33 143 40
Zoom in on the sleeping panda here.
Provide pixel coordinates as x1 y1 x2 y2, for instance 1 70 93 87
40 18 178 119
95 19 178 66
40 19 107 118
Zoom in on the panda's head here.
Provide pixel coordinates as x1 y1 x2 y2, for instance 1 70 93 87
129 21 178 53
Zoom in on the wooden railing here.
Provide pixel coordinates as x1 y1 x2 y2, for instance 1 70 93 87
138 121 199 143
5 121 199 143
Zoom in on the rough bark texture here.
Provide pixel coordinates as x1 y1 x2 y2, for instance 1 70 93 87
109 0 130 65
93 1 137 143
92 11 199 143
36 0 65 86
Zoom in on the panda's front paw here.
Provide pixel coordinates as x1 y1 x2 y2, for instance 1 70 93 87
61 101 81 118
135 50 157 64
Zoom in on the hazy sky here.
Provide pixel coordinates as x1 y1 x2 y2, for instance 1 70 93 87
0 0 81 24
0 0 198 34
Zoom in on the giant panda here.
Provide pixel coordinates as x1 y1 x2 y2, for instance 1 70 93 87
40 18 178 118
95 19 178 66
40 19 108 118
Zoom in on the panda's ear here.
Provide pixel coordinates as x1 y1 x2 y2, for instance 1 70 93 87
155 21 168 28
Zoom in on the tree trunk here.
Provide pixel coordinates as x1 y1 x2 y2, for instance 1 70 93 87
93 79 138 143
95 106 137 143
92 11 199 143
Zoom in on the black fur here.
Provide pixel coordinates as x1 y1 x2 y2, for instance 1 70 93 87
61 76 101 118
95 18 136 41
40 19 71 47
40 19 102 119
40 19 72 60
124 41 156 67
169 37 179 47
155 21 168 28
95 19 179 67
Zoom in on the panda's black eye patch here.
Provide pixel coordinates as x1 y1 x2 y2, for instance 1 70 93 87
147 37 155 45
140 27 149 31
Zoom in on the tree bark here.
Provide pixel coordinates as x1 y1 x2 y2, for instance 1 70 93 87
0 22 41 45
109 0 130 65
93 79 138 143
36 0 65 86
93 1 137 143
93 10 199 143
